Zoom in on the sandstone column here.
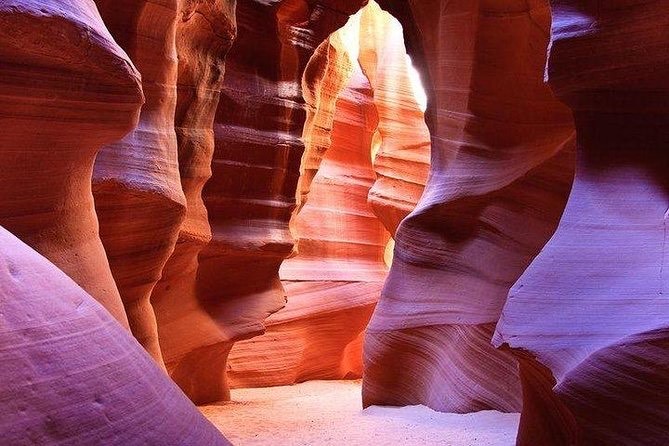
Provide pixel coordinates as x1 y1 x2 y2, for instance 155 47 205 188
0 0 144 326
93 0 187 365
364 0 575 412
494 1 669 444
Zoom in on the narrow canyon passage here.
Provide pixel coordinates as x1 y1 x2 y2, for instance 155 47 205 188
2 1 668 445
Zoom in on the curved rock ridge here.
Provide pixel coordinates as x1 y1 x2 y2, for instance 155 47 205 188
154 0 367 404
363 0 576 413
227 281 379 388
297 25 357 213
358 1 430 235
225 1 434 389
494 1 669 444
0 0 144 326
282 67 387 283
150 0 238 402
227 66 389 388
0 226 230 445
93 0 187 365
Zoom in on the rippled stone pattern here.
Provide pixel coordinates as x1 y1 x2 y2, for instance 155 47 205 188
93 0 186 365
0 0 144 326
0 226 230 445
228 67 388 388
494 1 669 444
151 0 238 403
364 0 575 413
155 0 367 404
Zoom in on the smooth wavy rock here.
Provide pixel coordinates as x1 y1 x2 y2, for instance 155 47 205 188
93 0 186 365
363 0 576 413
358 1 430 234
0 226 230 445
0 0 144 326
228 67 389 388
155 0 367 404
151 0 237 402
297 28 356 212
494 2 669 444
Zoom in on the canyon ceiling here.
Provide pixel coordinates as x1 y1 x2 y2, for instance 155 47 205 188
1 0 667 445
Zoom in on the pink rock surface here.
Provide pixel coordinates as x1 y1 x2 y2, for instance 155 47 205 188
150 0 237 402
0 0 143 326
0 226 230 445
93 0 186 365
494 1 669 444
363 0 575 413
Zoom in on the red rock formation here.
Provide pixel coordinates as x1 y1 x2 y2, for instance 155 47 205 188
363 0 575 413
155 0 367 404
358 1 430 234
151 0 237 401
0 226 230 445
494 1 669 444
298 30 356 211
228 67 389 388
0 0 144 326
93 0 186 365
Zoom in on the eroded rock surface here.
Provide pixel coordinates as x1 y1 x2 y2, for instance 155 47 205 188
0 226 230 445
0 0 144 326
151 0 238 402
363 0 575 413
155 0 367 404
494 2 669 444
358 1 430 234
229 67 388 388
93 0 186 365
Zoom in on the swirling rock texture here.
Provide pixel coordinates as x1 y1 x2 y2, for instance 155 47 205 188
0 0 143 326
225 1 431 389
228 67 389 388
363 0 576 413
358 1 430 234
297 25 357 212
93 0 186 365
0 227 230 445
150 0 238 402
494 1 669 444
153 0 367 404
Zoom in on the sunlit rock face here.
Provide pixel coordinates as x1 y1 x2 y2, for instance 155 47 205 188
364 0 576 413
0 226 230 446
0 0 143 326
494 1 669 444
228 66 388 388
358 1 430 235
154 0 367 404
225 1 431 388
150 0 238 403
93 0 186 366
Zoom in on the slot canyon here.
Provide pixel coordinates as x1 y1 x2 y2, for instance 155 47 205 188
0 1 666 445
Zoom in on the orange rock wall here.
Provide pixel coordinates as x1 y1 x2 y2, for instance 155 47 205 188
364 0 575 413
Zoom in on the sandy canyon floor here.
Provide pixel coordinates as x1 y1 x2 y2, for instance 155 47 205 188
200 380 520 445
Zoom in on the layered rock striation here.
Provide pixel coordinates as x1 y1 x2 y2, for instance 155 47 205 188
228 67 388 388
93 0 186 365
358 1 430 234
155 0 367 404
494 1 669 444
0 226 230 445
363 0 576 413
151 0 238 402
0 0 144 326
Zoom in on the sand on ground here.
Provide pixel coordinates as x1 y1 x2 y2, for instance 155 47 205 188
200 380 519 446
